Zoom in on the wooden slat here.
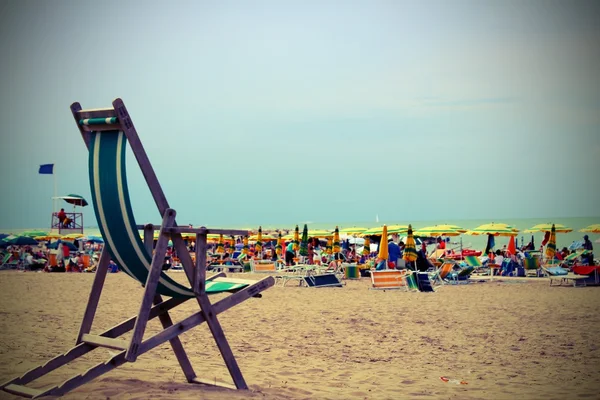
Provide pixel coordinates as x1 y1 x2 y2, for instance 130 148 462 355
75 107 117 119
70 102 91 150
80 334 128 350
76 247 111 344
212 277 264 285
138 276 274 355
50 353 127 397
3 384 44 398
195 234 207 295
125 209 176 362
114 98 170 216
80 123 122 132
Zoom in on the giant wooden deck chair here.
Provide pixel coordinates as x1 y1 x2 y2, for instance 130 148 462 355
0 99 274 399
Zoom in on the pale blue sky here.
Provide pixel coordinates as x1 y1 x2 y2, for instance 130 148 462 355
1 0 599 229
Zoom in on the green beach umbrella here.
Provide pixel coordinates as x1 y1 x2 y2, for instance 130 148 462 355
255 226 263 256
361 225 409 236
242 236 249 255
524 223 573 233
293 225 299 252
299 224 309 257
275 232 283 258
339 227 368 235
402 225 418 263
414 225 466 237
4 236 39 246
216 234 224 254
545 224 557 259
362 237 370 255
21 230 48 238
333 226 341 254
465 223 519 237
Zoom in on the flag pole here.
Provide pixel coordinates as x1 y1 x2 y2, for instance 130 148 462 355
53 163 57 214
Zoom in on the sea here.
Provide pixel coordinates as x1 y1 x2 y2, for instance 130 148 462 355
3 216 599 254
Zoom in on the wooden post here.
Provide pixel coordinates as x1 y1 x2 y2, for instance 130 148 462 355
125 209 176 362
75 247 111 344
195 231 208 295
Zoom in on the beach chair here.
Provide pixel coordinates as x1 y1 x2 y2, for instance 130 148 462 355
369 269 415 291
250 258 278 273
541 266 588 287
429 261 455 286
0 99 274 399
463 255 483 272
523 256 541 277
445 266 475 284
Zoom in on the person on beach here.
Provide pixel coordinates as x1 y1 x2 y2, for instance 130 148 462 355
57 208 66 227
285 241 295 266
387 238 400 269
582 235 594 265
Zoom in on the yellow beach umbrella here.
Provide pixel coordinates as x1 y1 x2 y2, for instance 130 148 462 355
465 223 519 237
293 225 299 252
414 224 466 237
326 237 332 255
333 226 341 254
377 225 389 261
403 224 418 262
545 224 557 259
62 233 84 241
580 224 600 234
362 237 370 256
255 226 263 255
339 227 368 235
362 225 409 236
275 232 283 257
216 234 224 254
524 223 572 233
242 236 249 255
249 233 275 241
308 229 333 238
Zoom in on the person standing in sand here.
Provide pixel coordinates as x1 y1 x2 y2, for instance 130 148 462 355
582 235 594 265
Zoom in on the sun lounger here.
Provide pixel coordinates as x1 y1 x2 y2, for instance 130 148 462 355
0 99 274 399
445 266 474 284
542 266 588 287
370 269 415 291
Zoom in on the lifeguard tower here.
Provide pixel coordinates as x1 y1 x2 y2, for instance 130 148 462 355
51 194 86 235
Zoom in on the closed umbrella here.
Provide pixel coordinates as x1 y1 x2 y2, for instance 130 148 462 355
362 237 370 256
333 226 341 254
403 225 418 263
376 225 389 269
216 234 224 254
275 232 283 258
293 225 299 252
299 224 309 257
242 236 249 255
255 227 263 257
507 235 516 256
545 224 557 259
326 237 333 255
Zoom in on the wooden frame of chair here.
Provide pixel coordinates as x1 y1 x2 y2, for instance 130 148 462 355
0 99 274 399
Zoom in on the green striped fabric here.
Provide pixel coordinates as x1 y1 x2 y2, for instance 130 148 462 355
464 255 482 267
523 257 540 270
80 117 118 125
88 130 247 298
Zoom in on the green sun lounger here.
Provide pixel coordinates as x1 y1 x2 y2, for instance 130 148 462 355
1 99 274 399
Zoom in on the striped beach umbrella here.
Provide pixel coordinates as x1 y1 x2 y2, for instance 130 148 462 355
339 227 368 235
403 225 418 263
524 223 572 233
580 224 600 234
414 224 466 237
255 226 263 256
377 225 389 265
545 224 557 259
465 223 519 237
362 237 370 256
361 225 408 236
216 234 224 254
21 230 48 238
293 225 299 252
242 236 249 255
275 232 283 257
299 224 309 257
308 229 333 238
333 226 341 254
326 237 333 255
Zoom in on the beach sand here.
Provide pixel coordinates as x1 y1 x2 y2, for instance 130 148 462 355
0 271 599 400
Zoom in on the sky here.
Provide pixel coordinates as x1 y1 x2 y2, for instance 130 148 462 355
0 0 599 229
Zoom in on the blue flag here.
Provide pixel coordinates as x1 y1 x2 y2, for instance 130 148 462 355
39 164 54 174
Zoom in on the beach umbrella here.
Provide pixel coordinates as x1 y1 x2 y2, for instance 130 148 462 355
242 236 249 255
362 237 370 255
580 224 600 234
484 234 495 255
293 225 299 252
377 225 389 263
362 225 409 236
47 240 77 251
299 224 309 257
216 234 224 254
414 224 466 237
326 237 333 255
403 225 418 263
524 223 573 233
465 223 519 237
507 235 516 256
249 233 276 242
21 230 48 238
339 227 368 235
4 236 39 246
333 226 341 254
62 233 84 241
255 226 263 256
275 232 283 258
308 229 333 238
60 194 88 207
545 224 557 259
85 236 104 244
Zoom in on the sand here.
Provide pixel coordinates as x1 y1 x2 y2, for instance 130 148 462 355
0 271 599 400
